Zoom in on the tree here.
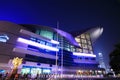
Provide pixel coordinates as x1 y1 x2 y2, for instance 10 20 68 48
109 43 120 74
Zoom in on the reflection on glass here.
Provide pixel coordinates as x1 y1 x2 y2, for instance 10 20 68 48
90 51 93 54
83 49 88 53
75 37 80 42
31 68 41 78
81 39 87 43
78 43 81 47
76 48 82 52
36 30 40 35
40 30 53 39
88 41 91 45
71 45 75 52
88 45 92 50
82 44 87 49
86 34 90 40
31 68 41 74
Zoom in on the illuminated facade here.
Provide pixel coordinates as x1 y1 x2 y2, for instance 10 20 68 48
98 53 106 70
0 21 104 75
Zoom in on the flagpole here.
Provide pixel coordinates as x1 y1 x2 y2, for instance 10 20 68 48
61 35 63 78
55 21 59 76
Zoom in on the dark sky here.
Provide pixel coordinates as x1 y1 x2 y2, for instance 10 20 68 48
0 0 120 67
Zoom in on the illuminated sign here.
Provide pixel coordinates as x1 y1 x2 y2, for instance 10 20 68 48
0 34 9 42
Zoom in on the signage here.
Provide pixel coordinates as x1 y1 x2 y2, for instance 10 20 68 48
0 34 9 42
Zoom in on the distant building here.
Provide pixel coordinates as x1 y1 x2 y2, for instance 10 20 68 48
0 21 104 76
98 53 106 70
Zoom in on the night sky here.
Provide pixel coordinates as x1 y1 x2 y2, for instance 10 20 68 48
0 0 120 67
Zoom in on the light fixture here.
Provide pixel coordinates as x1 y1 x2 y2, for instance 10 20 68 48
73 52 96 57
50 40 59 44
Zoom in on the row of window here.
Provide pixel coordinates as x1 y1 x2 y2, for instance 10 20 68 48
79 34 90 40
75 33 93 54
35 29 94 53
30 37 57 47
36 30 54 40
75 38 92 46
75 48 93 54
77 57 95 60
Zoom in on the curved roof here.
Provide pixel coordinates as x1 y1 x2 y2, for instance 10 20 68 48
20 24 80 47
0 21 103 47
87 27 103 43
53 28 79 47
71 27 103 43
20 24 103 47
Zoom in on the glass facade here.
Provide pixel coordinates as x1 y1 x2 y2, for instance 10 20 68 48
23 28 97 67
21 66 51 75
35 29 74 52
36 29 53 40
34 29 94 57
0 22 103 76
75 33 93 54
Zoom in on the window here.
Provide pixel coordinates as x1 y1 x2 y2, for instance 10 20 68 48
82 44 87 49
75 37 80 42
86 34 90 40
40 30 53 39
83 49 88 53
90 51 93 54
40 40 45 45
81 34 85 38
30 37 36 42
71 47 75 52
21 68 30 74
76 48 82 52
81 39 87 43
88 45 92 50
88 41 91 45
64 47 70 51
36 30 40 35
46 42 52 47
78 43 81 47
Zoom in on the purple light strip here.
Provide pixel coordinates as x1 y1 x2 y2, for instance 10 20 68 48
73 52 96 57
17 37 59 51
50 40 59 44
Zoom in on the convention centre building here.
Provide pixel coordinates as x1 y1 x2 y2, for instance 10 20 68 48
0 21 104 76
